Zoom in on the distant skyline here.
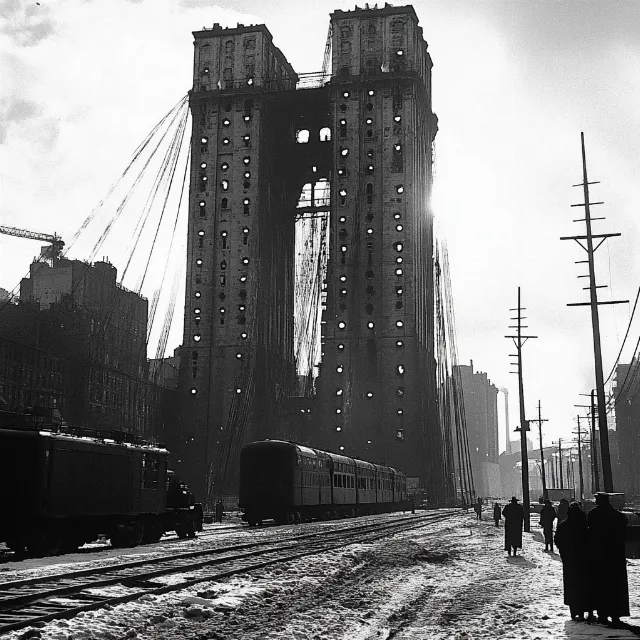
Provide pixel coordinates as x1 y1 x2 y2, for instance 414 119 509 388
1 0 639 454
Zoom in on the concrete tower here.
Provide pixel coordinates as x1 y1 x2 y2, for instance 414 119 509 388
175 5 439 503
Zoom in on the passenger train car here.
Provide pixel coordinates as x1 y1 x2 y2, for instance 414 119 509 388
239 440 412 525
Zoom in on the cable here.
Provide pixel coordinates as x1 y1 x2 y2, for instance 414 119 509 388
604 285 640 385
67 95 188 254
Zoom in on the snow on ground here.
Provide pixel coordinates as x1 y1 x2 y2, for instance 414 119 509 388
3 511 639 640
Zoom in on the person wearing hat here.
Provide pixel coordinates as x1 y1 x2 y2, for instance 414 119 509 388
587 492 630 626
502 496 524 556
539 498 557 552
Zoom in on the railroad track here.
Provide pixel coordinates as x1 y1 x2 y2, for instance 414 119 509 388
0 522 248 565
0 510 458 633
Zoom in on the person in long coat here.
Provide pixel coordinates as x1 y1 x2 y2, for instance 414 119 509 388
587 493 630 625
502 496 524 556
214 499 225 524
554 502 592 620
557 498 570 523
539 499 557 552
474 497 483 520
493 502 501 527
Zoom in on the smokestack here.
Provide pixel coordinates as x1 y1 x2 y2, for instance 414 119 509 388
500 387 511 455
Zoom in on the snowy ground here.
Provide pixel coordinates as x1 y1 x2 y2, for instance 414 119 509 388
3 510 639 640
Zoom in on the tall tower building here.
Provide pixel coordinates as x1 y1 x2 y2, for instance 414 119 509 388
314 5 439 490
175 5 440 503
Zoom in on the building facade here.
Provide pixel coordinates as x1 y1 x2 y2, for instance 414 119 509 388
614 360 640 497
0 257 166 440
454 361 500 497
175 5 441 502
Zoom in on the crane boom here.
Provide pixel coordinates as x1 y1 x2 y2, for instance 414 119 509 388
0 225 65 260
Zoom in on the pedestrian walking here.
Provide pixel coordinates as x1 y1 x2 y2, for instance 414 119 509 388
502 496 524 556
474 497 483 521
587 493 630 626
539 499 557 552
557 497 570 523
493 502 501 527
554 502 593 621
214 499 225 524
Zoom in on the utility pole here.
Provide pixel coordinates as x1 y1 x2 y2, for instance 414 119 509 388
590 390 601 493
557 438 564 488
530 400 549 499
572 416 587 502
576 393 600 494
560 133 627 493
505 287 537 532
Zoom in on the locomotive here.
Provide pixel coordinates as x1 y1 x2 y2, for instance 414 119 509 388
239 440 413 526
0 418 203 556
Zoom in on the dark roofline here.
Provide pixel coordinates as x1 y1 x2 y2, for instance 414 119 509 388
331 3 419 23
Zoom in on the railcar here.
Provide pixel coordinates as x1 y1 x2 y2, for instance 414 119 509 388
239 440 413 526
0 425 203 556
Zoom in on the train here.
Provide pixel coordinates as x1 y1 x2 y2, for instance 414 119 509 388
0 419 203 556
238 439 414 526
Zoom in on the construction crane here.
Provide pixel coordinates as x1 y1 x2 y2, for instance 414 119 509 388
0 225 65 261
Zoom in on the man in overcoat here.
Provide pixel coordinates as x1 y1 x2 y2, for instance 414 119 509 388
539 499 557 552
214 499 225 524
554 502 592 620
493 502 501 527
557 497 570 523
474 497 483 520
587 493 630 625
502 496 524 556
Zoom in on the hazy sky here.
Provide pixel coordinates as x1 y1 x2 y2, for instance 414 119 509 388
1 0 639 454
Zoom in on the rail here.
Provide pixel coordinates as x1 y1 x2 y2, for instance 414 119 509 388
0 511 458 633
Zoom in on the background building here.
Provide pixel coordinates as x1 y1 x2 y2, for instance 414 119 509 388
0 256 168 439
454 361 500 496
614 359 639 498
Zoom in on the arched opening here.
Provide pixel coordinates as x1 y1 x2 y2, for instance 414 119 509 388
296 129 310 144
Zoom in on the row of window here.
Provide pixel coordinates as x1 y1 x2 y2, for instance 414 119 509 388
298 470 405 490
191 117 255 394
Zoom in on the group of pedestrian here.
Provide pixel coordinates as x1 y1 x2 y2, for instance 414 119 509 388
491 492 629 626
555 493 630 626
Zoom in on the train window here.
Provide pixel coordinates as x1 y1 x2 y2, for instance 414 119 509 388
141 454 159 490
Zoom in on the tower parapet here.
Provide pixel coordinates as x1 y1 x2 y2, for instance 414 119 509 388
192 23 298 93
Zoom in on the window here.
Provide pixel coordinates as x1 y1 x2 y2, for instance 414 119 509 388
142 454 159 489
